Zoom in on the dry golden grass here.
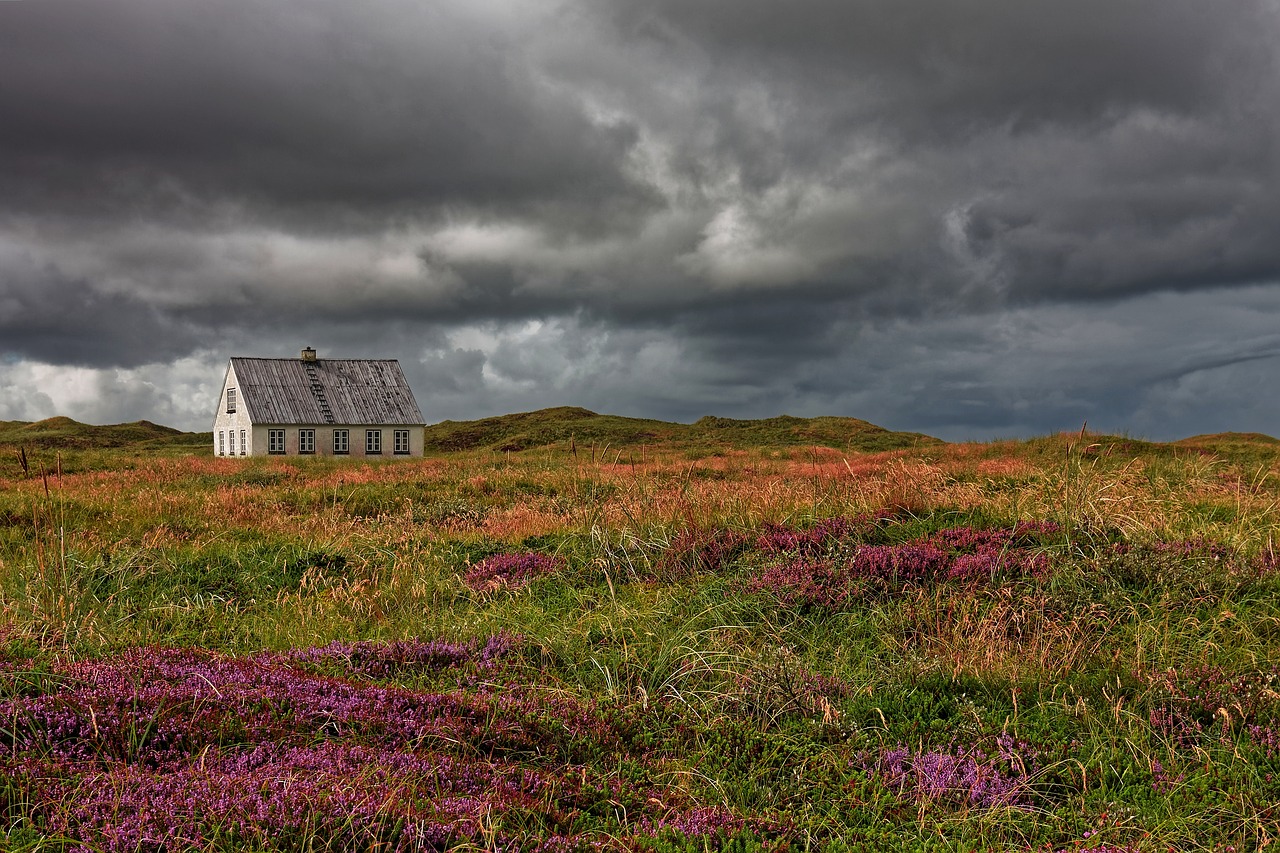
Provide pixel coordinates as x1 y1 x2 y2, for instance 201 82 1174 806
892 585 1122 681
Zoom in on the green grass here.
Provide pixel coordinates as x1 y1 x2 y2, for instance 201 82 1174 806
1 421 1279 849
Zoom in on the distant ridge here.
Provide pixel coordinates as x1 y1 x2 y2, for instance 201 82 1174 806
422 407 942 453
1171 432 1280 463
3 412 1275 456
0 418 200 450
1177 432 1280 446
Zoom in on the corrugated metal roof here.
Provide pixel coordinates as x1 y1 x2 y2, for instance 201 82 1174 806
229 358 425 425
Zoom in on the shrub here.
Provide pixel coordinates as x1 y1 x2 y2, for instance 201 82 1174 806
463 552 564 593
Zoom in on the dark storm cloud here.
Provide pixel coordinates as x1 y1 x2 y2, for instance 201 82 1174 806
0 0 649 229
574 0 1280 304
610 0 1265 125
0 258 206 366
0 0 1278 438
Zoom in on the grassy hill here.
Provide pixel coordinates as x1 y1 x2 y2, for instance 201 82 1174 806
1 408 939 457
1176 431 1280 449
4 411 1275 460
1174 431 1280 466
0 417 208 451
423 406 943 453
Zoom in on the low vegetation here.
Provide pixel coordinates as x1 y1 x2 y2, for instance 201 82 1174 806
422 407 939 454
2 411 1279 851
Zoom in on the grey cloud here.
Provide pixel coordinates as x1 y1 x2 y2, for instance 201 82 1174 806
0 373 58 422
1 0 1278 439
607 0 1272 136
0 261 207 367
0 0 652 231
569 0 1280 306
412 348 486 396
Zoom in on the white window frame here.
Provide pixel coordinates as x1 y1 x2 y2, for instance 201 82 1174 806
393 429 410 455
228 430 236 455
218 431 225 456
226 388 236 413
268 429 286 455
298 428 315 454
333 429 349 455
365 429 382 455
239 430 246 455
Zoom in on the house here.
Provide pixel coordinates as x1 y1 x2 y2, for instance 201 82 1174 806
212 348 425 457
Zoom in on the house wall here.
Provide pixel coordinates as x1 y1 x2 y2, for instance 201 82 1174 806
212 364 253 456
247 424 424 458
214 421 424 458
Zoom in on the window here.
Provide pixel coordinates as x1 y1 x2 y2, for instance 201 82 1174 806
239 430 246 456
218 431 225 456
228 430 235 455
365 429 382 455
268 429 285 454
333 429 349 455
298 429 315 454
393 429 410 455
226 388 237 413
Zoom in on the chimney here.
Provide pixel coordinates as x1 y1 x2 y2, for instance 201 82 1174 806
301 347 317 361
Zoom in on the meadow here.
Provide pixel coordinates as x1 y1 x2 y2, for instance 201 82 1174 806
2 415 1279 851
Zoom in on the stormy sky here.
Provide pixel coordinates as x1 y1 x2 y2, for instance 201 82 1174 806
2 0 1278 440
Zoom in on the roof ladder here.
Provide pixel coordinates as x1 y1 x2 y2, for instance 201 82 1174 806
303 361 336 424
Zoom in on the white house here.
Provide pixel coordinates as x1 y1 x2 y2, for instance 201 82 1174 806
212 348 426 457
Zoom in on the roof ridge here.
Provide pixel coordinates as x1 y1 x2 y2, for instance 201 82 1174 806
231 356 400 361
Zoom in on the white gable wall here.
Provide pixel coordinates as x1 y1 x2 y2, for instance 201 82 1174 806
212 361 254 456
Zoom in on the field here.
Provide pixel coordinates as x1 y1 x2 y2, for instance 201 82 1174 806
2 413 1280 851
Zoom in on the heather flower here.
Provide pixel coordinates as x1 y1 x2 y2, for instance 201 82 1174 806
931 526 1014 554
284 633 517 680
1250 550 1279 576
642 807 789 846
656 526 748 579
1247 724 1280 757
646 806 746 838
744 542 952 610
755 515 871 556
1145 665 1280 730
745 521 1060 612
854 543 950 582
1149 758 1185 793
1 639 756 851
1149 704 1204 749
732 648 851 725
744 556 849 609
859 739 1037 810
932 523 1056 582
463 552 564 593
1150 537 1231 561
